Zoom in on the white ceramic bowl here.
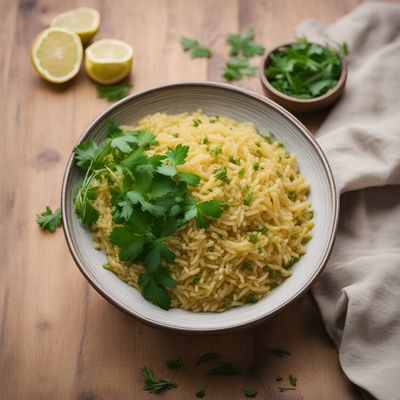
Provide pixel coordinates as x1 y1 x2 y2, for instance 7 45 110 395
62 82 338 333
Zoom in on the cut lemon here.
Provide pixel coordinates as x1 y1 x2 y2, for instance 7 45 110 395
50 7 100 46
85 39 133 85
31 27 83 83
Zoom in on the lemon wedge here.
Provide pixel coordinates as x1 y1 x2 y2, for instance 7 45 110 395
50 7 100 46
84 39 133 85
31 27 83 83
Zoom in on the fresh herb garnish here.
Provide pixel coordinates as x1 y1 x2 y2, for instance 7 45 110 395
165 357 184 370
97 83 132 101
226 28 264 58
208 362 240 376
193 118 202 127
288 192 296 201
253 162 260 171
223 58 258 81
196 389 206 398
241 262 251 270
214 167 230 183
196 352 220 366
180 37 212 59
289 374 297 387
243 388 258 398
244 294 258 304
36 207 62 233
238 168 245 177
228 155 240 165
265 36 347 99
211 146 222 156
267 348 291 358
140 366 177 393
73 120 226 310
249 233 259 243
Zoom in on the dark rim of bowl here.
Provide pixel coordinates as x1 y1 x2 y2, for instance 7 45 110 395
61 81 339 334
259 41 348 104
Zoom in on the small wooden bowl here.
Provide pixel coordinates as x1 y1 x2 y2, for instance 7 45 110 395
259 42 347 113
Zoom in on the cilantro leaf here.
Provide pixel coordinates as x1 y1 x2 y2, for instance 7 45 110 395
180 37 212 59
177 172 201 186
180 37 199 51
111 135 139 153
109 227 146 261
243 388 258 398
73 141 98 170
157 164 177 177
36 207 62 233
191 45 212 59
226 28 264 58
223 58 258 81
194 200 226 229
127 191 166 217
105 119 122 137
139 275 171 310
208 362 240 376
289 373 297 387
196 389 206 398
143 240 175 272
149 175 176 198
121 148 149 171
74 195 99 227
133 164 154 194
166 144 189 166
97 83 132 102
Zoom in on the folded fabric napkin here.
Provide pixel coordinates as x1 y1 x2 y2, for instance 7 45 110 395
297 2 400 399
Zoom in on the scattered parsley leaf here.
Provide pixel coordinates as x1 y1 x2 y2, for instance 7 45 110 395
223 58 258 81
36 207 62 233
180 37 199 51
140 366 177 393
289 374 297 387
228 155 240 165
253 162 260 171
192 200 227 229
244 294 258 304
244 192 253 206
242 262 251 270
196 352 220 366
214 167 229 183
243 388 258 398
97 83 132 102
193 118 202 127
208 362 240 376
165 357 184 370
249 233 259 243
288 192 296 201
191 45 212 59
226 28 264 58
180 37 212 58
267 348 291 358
196 389 206 398
238 168 245 177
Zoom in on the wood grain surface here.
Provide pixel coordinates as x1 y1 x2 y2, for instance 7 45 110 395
0 0 376 399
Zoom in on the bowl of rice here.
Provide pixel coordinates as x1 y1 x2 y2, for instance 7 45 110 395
62 82 338 333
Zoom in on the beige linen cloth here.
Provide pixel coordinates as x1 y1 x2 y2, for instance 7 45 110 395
296 2 400 399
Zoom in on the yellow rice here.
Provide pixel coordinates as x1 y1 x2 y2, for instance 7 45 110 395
91 111 314 312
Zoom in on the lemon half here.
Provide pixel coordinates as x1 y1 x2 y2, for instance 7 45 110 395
31 27 83 83
85 39 133 85
50 7 100 46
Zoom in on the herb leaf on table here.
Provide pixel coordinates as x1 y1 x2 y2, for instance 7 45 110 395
97 83 132 102
180 36 212 59
140 366 177 393
36 207 62 233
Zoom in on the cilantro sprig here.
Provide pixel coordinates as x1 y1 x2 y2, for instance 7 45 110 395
141 366 177 393
36 207 62 233
180 37 212 59
265 36 347 99
72 119 226 310
97 83 132 102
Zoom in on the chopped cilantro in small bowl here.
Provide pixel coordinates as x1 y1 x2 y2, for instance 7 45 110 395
259 37 348 112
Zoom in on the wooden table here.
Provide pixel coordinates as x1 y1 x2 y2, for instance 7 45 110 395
0 0 372 398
